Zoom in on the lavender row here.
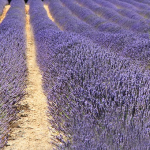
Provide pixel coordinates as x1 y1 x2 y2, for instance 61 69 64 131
113 1 150 22
76 0 149 33
134 0 150 5
29 0 59 34
48 0 96 34
119 0 150 10
116 8 147 20
137 9 150 20
60 0 128 34
30 0 150 148
48 0 150 63
106 0 138 10
31 1 150 149
0 0 27 148
94 0 147 21
93 0 118 10
0 0 8 15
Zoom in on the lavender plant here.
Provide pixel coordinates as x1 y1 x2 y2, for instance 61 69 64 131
116 8 147 20
119 0 150 10
75 0 149 33
60 0 127 34
33 20 150 150
48 0 150 63
134 0 150 5
30 0 150 149
0 0 27 148
93 0 118 10
105 0 138 10
137 9 150 19
48 0 96 34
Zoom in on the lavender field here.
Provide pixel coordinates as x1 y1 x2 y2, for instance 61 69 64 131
0 0 150 149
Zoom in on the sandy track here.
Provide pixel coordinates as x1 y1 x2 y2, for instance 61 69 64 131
0 5 10 24
4 5 54 150
43 4 54 22
43 4 63 30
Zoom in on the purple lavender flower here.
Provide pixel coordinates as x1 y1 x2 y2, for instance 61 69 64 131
29 0 150 149
0 0 27 148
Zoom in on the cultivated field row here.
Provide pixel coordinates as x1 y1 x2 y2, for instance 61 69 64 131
0 0 150 149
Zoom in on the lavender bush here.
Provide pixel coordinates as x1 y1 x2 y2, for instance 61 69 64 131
48 0 150 63
105 0 137 10
30 0 150 149
116 8 147 20
60 0 127 34
0 0 27 148
134 0 150 5
93 0 118 10
137 9 150 19
33 18 150 150
75 0 149 33
119 0 150 10
94 0 146 21
48 0 96 34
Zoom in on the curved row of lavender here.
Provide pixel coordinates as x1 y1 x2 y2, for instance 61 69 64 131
94 0 148 21
0 0 8 15
47 0 150 63
119 0 150 10
60 0 126 34
59 0 149 36
105 0 138 10
134 0 150 5
75 0 150 33
30 0 150 149
99 0 150 24
0 0 27 148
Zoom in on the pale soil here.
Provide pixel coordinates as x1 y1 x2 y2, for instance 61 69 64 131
43 4 54 22
4 5 55 150
0 5 10 24
43 4 63 30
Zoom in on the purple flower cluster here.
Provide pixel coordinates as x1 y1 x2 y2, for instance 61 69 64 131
93 0 118 10
119 0 150 10
0 0 27 148
0 0 8 15
116 8 146 20
47 0 96 33
134 0 150 5
96 0 146 21
75 0 150 33
105 0 137 10
60 0 127 34
30 0 150 149
137 9 150 20
47 0 150 63
29 0 59 33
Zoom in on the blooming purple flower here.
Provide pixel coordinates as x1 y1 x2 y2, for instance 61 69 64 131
0 0 27 148
29 0 150 149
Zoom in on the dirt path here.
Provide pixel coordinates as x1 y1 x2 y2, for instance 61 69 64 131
43 4 63 30
4 5 54 150
0 5 10 24
43 4 54 22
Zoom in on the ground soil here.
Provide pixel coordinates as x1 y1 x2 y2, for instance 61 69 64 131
0 5 10 23
43 4 63 30
43 4 54 22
